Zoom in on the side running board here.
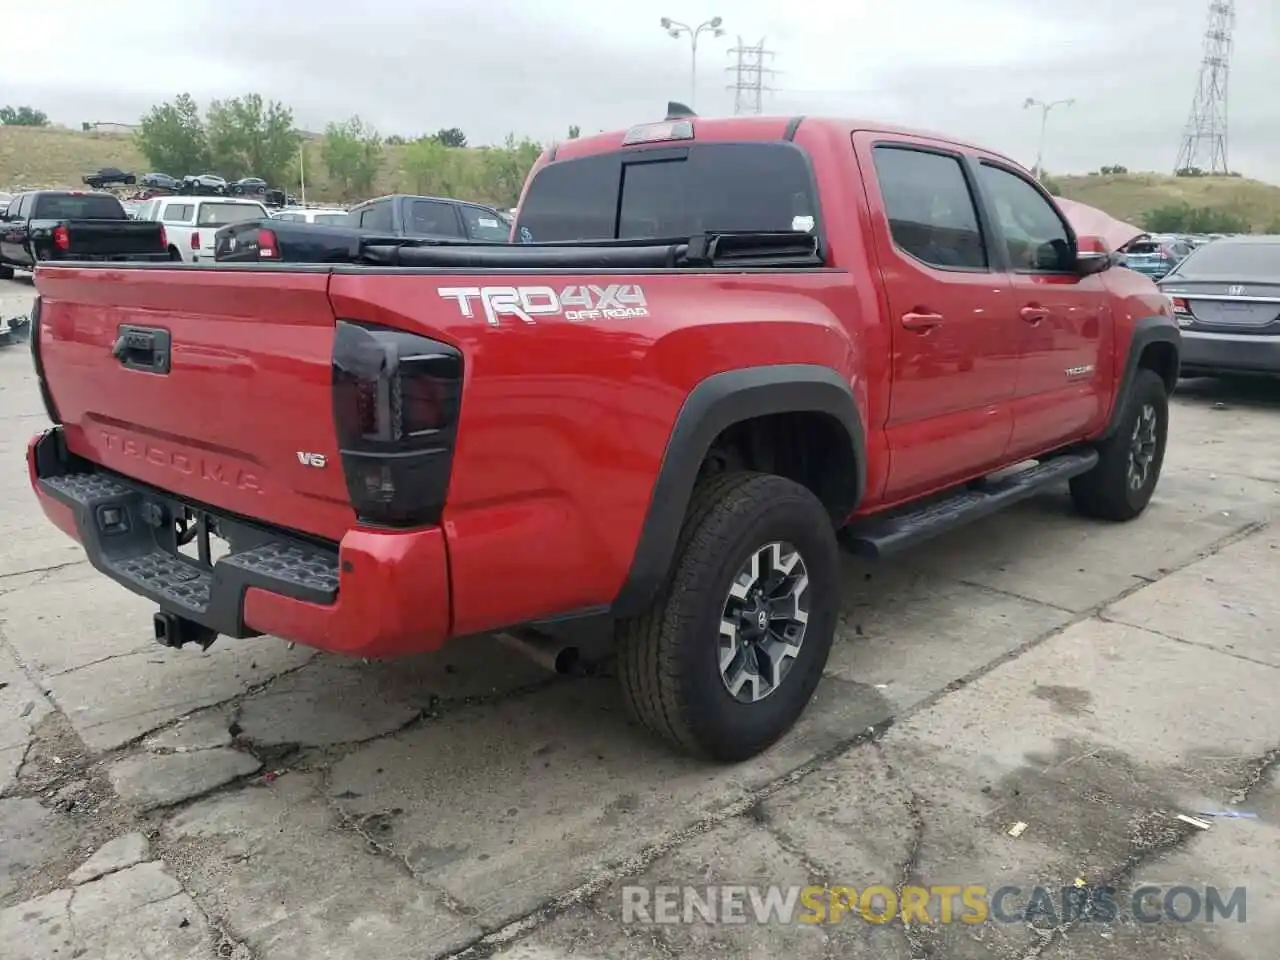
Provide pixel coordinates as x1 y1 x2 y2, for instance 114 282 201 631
842 450 1099 560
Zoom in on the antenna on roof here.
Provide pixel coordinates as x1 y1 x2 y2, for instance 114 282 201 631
665 101 697 120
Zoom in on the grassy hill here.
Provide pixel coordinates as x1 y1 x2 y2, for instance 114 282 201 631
1056 172 1280 232
0 125 427 202
4 124 1280 229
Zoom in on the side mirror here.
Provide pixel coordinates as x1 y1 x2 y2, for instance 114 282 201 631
1075 235 1113 276
1076 251 1113 276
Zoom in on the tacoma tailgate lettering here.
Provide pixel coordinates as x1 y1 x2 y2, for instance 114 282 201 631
438 284 649 326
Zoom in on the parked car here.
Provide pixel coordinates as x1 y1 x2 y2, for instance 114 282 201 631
24 110 1179 761
178 175 228 196
140 173 182 191
213 194 511 262
1159 235 1280 377
348 194 512 241
81 167 136 189
1121 235 1193 280
270 207 349 226
0 190 167 277
229 178 268 196
148 196 271 262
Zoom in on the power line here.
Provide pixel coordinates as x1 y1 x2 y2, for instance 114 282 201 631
725 37 777 116
1174 0 1234 174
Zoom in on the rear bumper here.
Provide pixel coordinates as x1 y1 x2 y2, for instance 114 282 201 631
28 427 452 657
1179 330 1280 376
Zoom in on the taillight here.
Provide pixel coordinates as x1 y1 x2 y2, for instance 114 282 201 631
158 223 168 250
1171 297 1191 314
257 227 280 259
29 298 60 424
331 321 463 526
191 232 200 249
52 225 70 251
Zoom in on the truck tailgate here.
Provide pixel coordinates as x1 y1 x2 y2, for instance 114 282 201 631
34 266 354 541
61 219 166 257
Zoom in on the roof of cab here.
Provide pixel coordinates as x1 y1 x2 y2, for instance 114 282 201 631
546 113 1025 172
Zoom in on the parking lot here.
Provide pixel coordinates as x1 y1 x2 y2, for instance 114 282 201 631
0 272 1278 960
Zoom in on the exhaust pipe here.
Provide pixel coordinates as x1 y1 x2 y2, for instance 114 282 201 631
497 628 582 676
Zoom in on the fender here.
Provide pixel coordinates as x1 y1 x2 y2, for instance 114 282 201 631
610 364 866 618
1101 314 1181 439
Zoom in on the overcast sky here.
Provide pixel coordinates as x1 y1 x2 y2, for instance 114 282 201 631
5 0 1277 180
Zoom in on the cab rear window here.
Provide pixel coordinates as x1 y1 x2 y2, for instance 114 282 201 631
516 142 818 243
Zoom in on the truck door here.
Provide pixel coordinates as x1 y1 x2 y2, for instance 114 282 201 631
854 134 1019 500
1 195 32 266
972 161 1110 457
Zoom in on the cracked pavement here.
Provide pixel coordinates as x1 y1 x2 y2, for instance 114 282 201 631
1 275 1279 959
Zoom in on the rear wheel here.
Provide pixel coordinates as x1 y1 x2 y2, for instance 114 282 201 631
615 472 840 761
1070 368 1169 521
0 265 13 280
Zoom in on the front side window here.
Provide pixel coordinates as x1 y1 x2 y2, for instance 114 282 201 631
978 163 1074 272
460 206 510 241
871 146 987 270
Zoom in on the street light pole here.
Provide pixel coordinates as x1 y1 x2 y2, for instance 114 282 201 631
660 15 726 110
1023 97 1074 180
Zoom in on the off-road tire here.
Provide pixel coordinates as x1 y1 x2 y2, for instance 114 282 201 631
615 472 840 761
1070 368 1169 521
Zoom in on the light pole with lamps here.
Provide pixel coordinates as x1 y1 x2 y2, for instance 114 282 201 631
660 15 725 110
1023 97 1074 181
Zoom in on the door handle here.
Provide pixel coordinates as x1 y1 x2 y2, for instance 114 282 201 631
901 311 943 331
1020 306 1049 324
112 324 172 374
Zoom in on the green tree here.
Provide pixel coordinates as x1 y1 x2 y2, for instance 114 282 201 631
401 136 471 196
1039 172 1063 197
321 116 384 199
1265 219 1280 235
567 124 581 139
135 94 208 174
0 105 49 126
479 134 543 208
1142 203 1250 234
205 93 301 184
433 127 467 148
1099 164 1129 175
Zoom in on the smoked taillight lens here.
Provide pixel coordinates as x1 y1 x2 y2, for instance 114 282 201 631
331 321 462 526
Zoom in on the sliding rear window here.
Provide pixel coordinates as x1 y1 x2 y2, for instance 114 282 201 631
516 142 819 243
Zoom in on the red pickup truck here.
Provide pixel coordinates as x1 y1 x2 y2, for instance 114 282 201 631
26 110 1179 761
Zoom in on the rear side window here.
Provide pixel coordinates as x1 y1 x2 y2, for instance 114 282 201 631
162 203 194 223
872 147 987 270
406 200 463 238
196 203 265 227
31 193 126 220
517 143 818 242
358 202 393 232
314 213 347 225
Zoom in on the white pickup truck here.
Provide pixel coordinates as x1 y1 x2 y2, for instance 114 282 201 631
136 195 270 263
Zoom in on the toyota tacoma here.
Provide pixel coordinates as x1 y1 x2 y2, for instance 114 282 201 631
26 110 1179 761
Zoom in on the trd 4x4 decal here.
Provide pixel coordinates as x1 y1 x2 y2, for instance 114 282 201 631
437 284 649 326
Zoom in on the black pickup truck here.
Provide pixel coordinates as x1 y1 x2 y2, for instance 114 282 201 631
0 191 168 277
213 194 511 263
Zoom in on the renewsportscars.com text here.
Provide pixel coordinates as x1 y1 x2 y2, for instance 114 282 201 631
621 884 1247 925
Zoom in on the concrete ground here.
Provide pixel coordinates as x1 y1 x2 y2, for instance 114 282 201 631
0 273 1277 960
